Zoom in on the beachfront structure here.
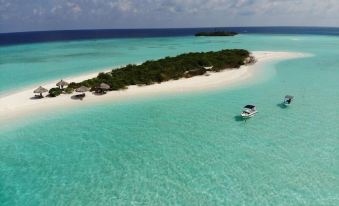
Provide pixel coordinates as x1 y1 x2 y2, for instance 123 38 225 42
241 105 257 118
56 80 69 89
33 86 48 98
284 95 294 105
95 83 110 94
75 86 90 93
75 86 89 100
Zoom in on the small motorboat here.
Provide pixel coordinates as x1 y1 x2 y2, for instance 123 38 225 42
284 95 294 106
241 105 257 118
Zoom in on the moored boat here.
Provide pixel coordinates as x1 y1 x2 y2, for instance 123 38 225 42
241 105 257 118
284 95 294 106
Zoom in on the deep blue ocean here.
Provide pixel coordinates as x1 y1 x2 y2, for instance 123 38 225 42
1 27 339 46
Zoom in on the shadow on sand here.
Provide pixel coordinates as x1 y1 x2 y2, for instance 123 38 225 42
71 95 84 101
30 96 44 100
31 94 59 100
92 92 106 96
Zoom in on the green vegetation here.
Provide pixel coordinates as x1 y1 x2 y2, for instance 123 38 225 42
64 87 74 94
195 31 238 36
48 87 63 97
68 49 252 91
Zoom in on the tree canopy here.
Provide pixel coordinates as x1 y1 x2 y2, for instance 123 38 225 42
195 31 238 36
68 49 251 91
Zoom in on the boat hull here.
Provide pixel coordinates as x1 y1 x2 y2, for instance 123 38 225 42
283 101 292 106
241 111 257 118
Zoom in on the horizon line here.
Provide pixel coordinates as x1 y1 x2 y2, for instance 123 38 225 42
2 26 339 35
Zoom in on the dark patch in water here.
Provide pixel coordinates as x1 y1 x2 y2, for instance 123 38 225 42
3 27 339 46
234 115 246 122
277 103 287 109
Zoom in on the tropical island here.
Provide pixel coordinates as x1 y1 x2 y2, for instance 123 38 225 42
0 50 304 122
195 31 238 36
62 49 254 95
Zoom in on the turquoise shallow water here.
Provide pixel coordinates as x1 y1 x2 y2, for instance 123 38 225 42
0 34 339 205
0 34 327 95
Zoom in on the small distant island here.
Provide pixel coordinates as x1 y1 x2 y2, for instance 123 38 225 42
195 31 238 37
66 49 254 92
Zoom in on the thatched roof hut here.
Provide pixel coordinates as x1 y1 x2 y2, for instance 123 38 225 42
34 86 48 94
94 83 110 94
99 83 110 90
56 80 69 89
33 86 48 97
75 86 90 93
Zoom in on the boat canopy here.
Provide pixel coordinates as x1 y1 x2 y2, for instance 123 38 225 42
285 95 294 99
244 105 256 109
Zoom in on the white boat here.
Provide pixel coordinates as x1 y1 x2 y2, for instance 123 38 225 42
283 95 294 106
203 66 213 71
241 105 257 118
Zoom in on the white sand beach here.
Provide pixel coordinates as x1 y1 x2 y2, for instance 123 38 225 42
0 51 308 122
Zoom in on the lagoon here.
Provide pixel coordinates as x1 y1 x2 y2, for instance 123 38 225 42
0 32 338 205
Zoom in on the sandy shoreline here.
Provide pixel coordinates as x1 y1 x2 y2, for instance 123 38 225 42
0 51 308 122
